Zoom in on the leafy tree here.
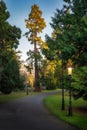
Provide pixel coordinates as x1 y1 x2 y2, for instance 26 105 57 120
38 59 57 90
25 4 46 91
0 51 20 94
72 66 87 100
42 0 87 99
42 7 70 110
63 0 87 99
0 0 21 94
63 0 87 66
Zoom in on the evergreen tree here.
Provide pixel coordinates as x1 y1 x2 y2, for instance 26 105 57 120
43 0 87 99
0 0 21 94
25 4 46 91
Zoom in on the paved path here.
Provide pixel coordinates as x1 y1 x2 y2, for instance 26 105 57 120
0 91 77 130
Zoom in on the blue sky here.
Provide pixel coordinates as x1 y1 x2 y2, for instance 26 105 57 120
4 0 64 61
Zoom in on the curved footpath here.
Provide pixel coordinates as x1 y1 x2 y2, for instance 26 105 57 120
0 91 77 130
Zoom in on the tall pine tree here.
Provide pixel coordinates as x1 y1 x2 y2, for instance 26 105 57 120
25 4 46 91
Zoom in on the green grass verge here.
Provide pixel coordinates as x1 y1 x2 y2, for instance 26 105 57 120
43 94 87 130
0 91 39 104
0 90 53 104
0 91 26 104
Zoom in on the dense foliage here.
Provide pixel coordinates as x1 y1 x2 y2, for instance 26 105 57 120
42 0 87 99
0 1 22 94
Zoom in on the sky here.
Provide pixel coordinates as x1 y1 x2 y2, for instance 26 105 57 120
4 0 64 61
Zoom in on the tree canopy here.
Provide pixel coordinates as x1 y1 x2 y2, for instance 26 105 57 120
0 0 22 94
42 0 87 99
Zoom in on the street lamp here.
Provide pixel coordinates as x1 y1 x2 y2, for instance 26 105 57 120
68 67 72 76
67 66 73 116
61 56 65 110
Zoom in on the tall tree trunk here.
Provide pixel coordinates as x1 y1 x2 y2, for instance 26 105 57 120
34 41 40 91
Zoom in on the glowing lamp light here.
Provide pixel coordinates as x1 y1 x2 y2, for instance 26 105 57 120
68 66 72 76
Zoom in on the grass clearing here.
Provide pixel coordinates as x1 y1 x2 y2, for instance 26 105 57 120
0 91 26 104
0 91 39 104
0 89 55 104
0 89 57 104
43 94 87 130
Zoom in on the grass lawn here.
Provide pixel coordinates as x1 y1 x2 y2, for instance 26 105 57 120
0 91 26 104
0 89 54 104
0 89 52 104
43 93 87 130
0 91 39 104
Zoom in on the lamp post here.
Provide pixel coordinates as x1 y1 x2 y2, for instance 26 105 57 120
61 57 65 110
67 66 73 116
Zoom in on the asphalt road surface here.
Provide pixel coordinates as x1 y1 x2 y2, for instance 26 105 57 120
0 91 77 130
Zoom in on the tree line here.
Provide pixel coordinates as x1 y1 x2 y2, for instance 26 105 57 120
0 0 87 100
41 0 87 100
25 0 87 100
0 0 25 94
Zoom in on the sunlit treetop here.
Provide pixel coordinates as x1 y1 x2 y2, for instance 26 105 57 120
25 4 46 33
